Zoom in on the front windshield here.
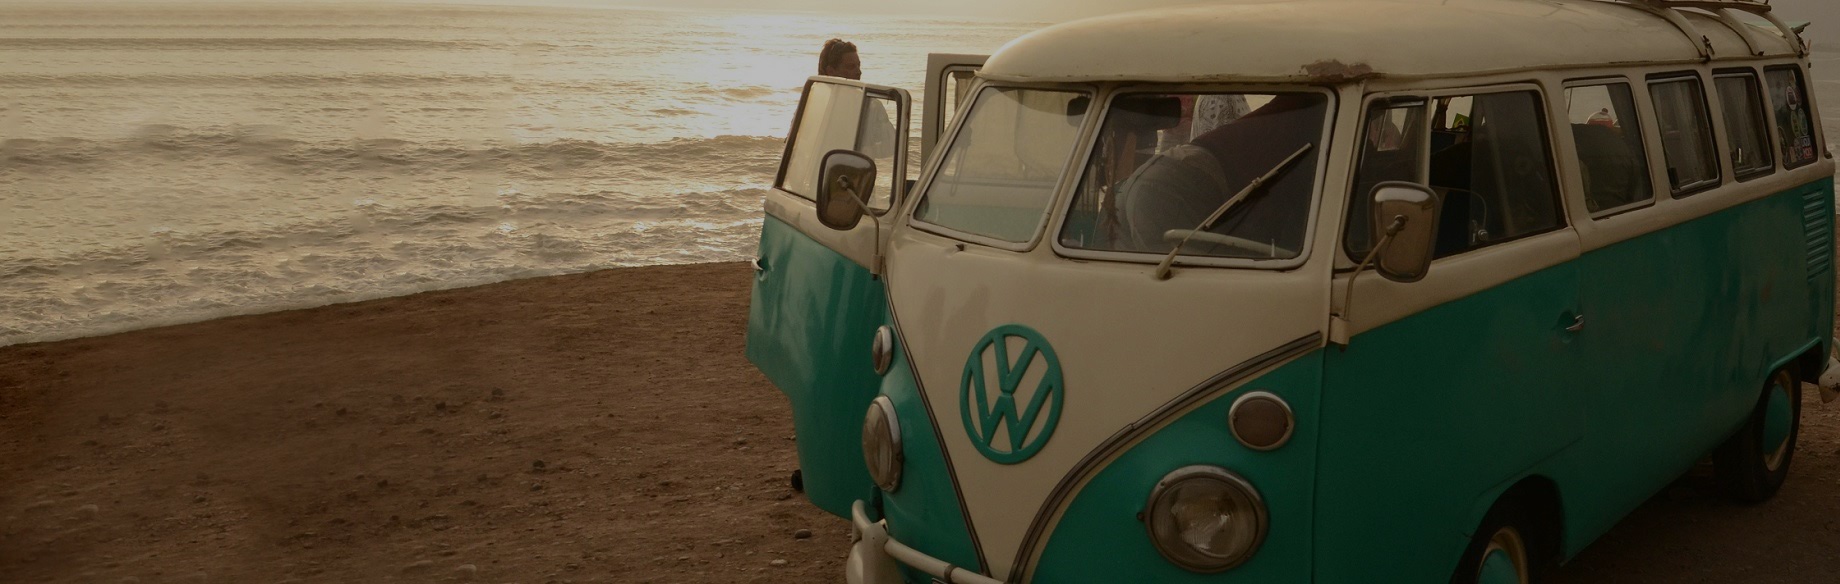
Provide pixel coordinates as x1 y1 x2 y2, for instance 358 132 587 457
913 87 1091 244
1057 92 1330 260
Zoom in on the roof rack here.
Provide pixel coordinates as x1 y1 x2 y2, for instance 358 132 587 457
1602 0 1808 59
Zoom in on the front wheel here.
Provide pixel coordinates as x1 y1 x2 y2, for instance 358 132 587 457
1713 368 1802 503
1451 504 1547 584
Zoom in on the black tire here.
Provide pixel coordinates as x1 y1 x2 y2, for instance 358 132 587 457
1713 368 1801 503
1450 499 1552 584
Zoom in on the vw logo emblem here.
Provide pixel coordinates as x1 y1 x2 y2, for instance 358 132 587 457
960 324 1064 464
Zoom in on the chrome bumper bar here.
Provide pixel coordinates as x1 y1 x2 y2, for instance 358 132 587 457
849 500 1002 584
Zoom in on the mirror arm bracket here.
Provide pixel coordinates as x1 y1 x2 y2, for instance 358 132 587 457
836 181 885 278
1330 215 1406 347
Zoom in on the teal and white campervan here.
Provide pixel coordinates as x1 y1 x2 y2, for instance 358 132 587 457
745 1 1839 582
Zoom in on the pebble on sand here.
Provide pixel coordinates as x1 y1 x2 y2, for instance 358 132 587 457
769 559 788 567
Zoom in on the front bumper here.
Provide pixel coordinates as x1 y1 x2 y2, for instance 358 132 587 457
848 501 1001 584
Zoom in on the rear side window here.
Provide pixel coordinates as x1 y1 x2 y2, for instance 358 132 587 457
1648 76 1720 195
1346 90 1563 259
1714 71 1774 179
1565 82 1654 213
1766 67 1821 169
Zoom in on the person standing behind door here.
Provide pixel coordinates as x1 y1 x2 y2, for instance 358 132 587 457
818 38 861 80
816 38 893 165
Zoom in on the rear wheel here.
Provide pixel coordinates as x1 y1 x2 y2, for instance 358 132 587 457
1713 368 1801 503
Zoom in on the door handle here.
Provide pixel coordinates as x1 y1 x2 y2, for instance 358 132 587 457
1565 314 1586 333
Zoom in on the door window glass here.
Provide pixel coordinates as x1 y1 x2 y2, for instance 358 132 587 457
1428 92 1563 254
1347 91 1562 259
780 82 865 201
860 94 901 211
1714 72 1774 178
1648 76 1720 194
1057 92 1329 259
914 87 1090 244
940 68 978 134
1565 83 1654 213
1766 67 1821 169
1345 102 1426 256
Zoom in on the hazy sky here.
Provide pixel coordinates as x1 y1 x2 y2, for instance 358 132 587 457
22 0 1840 43
603 0 1840 43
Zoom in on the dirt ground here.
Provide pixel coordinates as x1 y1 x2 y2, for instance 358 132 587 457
1 261 1837 583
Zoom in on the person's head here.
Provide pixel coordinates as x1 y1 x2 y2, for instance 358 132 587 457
818 38 861 80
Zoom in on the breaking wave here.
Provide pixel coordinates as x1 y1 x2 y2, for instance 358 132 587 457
0 37 495 51
2 130 784 178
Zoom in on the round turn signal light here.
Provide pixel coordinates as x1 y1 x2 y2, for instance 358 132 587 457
1228 391 1293 451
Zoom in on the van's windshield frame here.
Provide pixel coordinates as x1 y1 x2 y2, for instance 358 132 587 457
1046 84 1338 271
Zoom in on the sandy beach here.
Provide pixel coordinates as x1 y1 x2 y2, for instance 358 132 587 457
2 261 1838 583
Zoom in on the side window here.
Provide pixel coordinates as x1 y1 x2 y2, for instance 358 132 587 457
1648 75 1720 195
939 68 978 136
860 93 901 210
780 82 861 201
1766 66 1821 169
1714 71 1774 179
1565 82 1654 214
1347 90 1563 259
1344 101 1427 257
1427 92 1563 255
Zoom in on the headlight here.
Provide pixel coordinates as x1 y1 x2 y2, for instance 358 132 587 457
862 396 903 491
1144 466 1267 572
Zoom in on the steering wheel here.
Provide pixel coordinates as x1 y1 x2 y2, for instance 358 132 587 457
1162 229 1296 259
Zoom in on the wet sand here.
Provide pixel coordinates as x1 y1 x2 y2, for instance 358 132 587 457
1 261 1837 582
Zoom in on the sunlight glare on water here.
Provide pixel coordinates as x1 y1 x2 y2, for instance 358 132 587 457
0 2 1035 346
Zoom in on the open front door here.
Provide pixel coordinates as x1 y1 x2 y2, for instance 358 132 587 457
745 76 910 518
921 53 986 162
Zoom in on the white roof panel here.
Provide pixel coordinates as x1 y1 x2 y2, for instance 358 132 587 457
980 0 1801 84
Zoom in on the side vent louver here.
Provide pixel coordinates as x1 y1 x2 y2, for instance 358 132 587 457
1802 189 1832 284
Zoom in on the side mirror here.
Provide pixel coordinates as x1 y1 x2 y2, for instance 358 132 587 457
1370 182 1440 283
816 150 877 231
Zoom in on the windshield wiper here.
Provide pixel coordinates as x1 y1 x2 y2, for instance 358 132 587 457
1154 143 1313 280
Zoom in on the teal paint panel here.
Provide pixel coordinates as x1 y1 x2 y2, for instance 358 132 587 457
1560 180 1835 552
1032 354 1324 583
878 334 985 576
1315 261 1582 583
745 215 886 518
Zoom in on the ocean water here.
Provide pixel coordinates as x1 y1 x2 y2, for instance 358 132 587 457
0 2 1035 346
2 4 1838 348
